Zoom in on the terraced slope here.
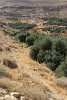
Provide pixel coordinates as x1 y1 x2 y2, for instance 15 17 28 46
0 0 67 18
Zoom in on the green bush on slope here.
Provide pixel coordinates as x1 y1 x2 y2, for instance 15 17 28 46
30 36 67 77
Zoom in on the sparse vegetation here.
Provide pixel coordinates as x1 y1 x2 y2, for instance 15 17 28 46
0 78 46 100
0 1 67 99
43 27 67 33
42 17 67 34
42 17 67 26
0 65 11 78
3 17 67 77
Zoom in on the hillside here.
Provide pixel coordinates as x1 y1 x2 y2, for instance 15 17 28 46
0 17 67 99
0 0 67 18
0 0 67 100
0 28 67 100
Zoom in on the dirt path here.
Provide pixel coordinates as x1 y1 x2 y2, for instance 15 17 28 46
0 31 67 100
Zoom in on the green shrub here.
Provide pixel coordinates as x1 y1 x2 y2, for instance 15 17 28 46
30 36 67 73
11 31 20 36
55 39 67 56
30 45 39 60
40 38 52 51
26 34 38 46
49 50 63 70
37 50 45 63
15 32 29 42
55 58 67 77
9 23 36 30
3 30 15 36
4 18 67 77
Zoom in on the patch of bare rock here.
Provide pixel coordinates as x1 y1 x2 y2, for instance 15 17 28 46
0 88 24 100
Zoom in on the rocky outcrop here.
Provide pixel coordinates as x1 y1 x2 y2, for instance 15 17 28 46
0 89 24 100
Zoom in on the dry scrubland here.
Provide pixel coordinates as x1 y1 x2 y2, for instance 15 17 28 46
0 16 67 100
0 0 67 99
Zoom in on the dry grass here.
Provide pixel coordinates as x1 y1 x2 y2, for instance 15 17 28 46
0 78 46 100
0 64 11 78
0 78 19 91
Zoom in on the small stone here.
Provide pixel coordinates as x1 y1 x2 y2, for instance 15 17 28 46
10 92 21 99
20 96 25 100
5 94 10 99
0 88 8 96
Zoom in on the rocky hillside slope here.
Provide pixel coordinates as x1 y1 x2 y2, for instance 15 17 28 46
0 0 67 18
0 28 67 99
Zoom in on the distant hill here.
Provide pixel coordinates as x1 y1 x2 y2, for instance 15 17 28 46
0 0 67 18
